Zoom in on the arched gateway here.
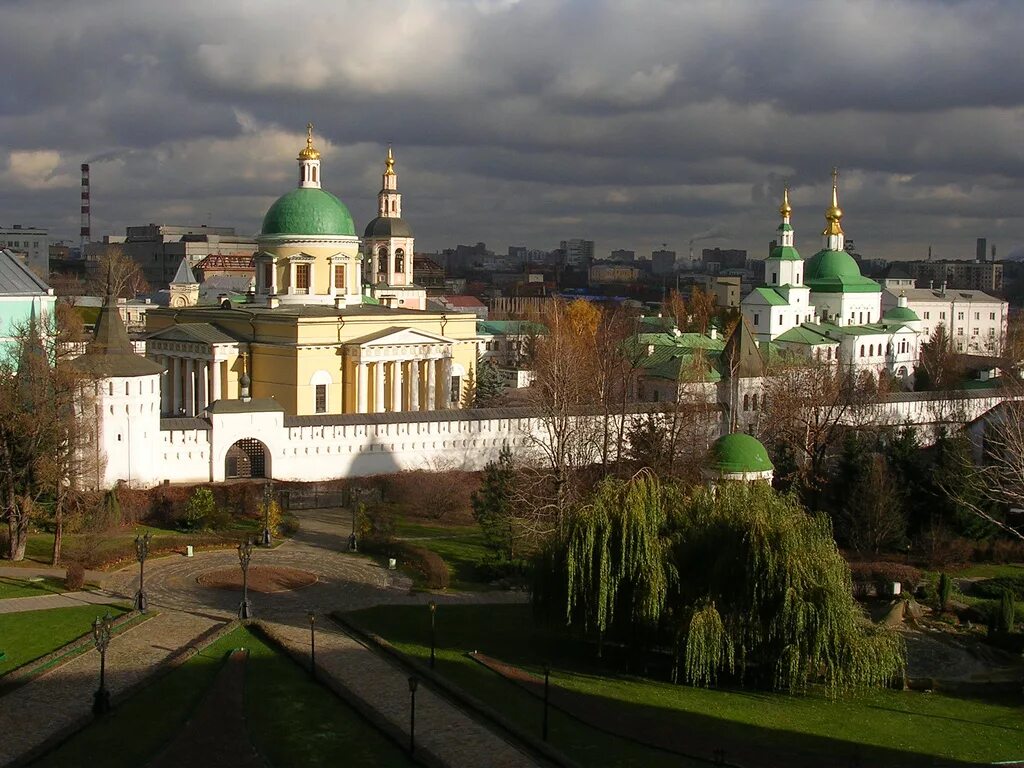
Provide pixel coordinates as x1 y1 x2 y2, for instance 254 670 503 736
225 438 270 479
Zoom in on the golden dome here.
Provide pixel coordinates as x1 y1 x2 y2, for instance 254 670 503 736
384 145 395 176
779 186 792 218
822 167 844 236
298 122 321 161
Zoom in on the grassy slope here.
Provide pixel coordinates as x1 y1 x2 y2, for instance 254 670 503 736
0 605 130 675
394 520 492 588
0 576 73 600
32 626 415 768
348 604 1024 767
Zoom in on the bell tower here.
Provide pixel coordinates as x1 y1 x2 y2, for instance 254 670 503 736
362 146 422 307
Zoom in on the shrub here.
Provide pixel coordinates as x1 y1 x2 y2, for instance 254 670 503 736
381 469 479 523
972 575 1024 601
938 572 952 612
847 561 922 596
395 542 450 590
356 503 395 545
183 488 216 531
205 506 234 531
998 589 1016 634
64 562 86 591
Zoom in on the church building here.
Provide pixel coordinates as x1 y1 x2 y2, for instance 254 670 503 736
143 126 478 418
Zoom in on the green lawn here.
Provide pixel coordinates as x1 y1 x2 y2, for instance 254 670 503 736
0 576 75 600
394 520 492 589
347 604 1024 768
0 604 130 675
953 562 1024 579
32 625 416 768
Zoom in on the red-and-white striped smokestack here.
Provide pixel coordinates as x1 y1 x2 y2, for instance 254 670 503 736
80 163 91 253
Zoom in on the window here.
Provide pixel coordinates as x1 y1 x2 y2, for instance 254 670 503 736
334 264 346 291
974 312 980 321
989 328 996 337
940 312 946 320
450 376 460 402
295 263 310 292
315 384 327 414
752 393 759 410
753 313 759 326
867 312 871 323
263 263 273 292
973 328 979 336
744 394 750 411
958 312 964 321
957 327 964 336
923 311 930 320
860 345 865 357
395 249 405 273
859 312 863 323
990 312 996 321
771 272 777 283
778 315 783 325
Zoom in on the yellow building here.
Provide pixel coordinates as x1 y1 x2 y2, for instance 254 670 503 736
145 126 478 417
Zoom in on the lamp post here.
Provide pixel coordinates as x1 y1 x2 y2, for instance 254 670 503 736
428 601 437 669
237 539 254 619
261 481 273 547
133 532 151 613
542 664 550 741
407 675 418 755
308 610 316 679
91 613 114 715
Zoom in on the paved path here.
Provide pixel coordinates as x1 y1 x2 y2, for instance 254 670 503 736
0 506 535 768
0 590 129 615
0 610 222 767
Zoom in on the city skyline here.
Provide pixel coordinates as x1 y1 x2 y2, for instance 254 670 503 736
2 0 1023 261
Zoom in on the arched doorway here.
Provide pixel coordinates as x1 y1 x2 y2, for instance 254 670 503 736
225 438 269 479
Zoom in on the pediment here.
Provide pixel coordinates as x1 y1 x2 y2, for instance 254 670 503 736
348 326 457 348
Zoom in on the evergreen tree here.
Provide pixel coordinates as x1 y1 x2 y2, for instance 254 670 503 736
471 446 517 561
472 356 503 408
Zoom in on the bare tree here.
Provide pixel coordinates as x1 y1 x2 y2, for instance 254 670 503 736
88 245 149 299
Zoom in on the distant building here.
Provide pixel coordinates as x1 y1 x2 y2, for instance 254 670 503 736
413 256 445 293
609 249 635 263
879 263 915 291
0 248 56 348
429 294 488 320
702 247 746 274
651 249 677 276
707 276 741 308
905 260 1003 294
508 246 527 262
85 224 257 288
589 263 642 284
882 287 1008 355
559 239 595 266
0 225 48 278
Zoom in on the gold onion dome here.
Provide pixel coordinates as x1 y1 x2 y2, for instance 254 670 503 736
779 186 792 217
298 122 321 161
384 145 396 175
823 167 844 236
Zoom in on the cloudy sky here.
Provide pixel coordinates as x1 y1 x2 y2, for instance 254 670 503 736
2 0 1023 261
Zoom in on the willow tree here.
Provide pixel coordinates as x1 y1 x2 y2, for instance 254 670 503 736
535 475 905 695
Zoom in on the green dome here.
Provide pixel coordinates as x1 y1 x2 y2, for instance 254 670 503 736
261 188 355 237
805 248 862 281
709 433 774 475
883 305 920 322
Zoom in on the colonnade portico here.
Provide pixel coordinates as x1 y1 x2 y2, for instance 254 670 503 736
157 353 228 416
353 356 452 414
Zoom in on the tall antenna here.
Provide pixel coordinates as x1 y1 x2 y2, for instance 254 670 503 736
80 163 91 254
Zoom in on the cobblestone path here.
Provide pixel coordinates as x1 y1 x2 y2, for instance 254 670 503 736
0 610 221 767
0 590 128 615
263 620 543 768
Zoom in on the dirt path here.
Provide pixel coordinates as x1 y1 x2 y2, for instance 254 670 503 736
146 649 265 768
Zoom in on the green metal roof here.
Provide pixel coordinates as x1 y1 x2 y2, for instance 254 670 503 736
804 249 881 294
883 305 920 322
361 293 381 306
709 433 774 474
775 325 838 346
777 223 793 232
768 245 801 261
261 188 355 237
477 320 546 336
751 287 788 306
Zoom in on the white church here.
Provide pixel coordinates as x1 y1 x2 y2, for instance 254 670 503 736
742 172 923 383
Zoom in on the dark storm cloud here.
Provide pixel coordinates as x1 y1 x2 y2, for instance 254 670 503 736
1 0 1022 260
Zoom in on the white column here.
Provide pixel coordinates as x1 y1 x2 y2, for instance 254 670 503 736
160 355 171 414
184 358 195 417
441 356 453 407
373 360 385 413
386 246 395 286
172 357 182 414
211 359 222 403
426 357 436 410
409 360 420 411
357 362 368 414
198 360 209 412
390 360 402 412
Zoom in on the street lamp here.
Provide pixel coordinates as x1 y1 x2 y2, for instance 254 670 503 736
428 601 437 669
92 613 114 715
261 481 273 547
308 610 317 679
407 675 419 755
134 532 151 613
237 539 254 619
542 664 550 741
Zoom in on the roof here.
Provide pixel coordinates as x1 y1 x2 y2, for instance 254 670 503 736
751 287 789 306
775 325 838 345
708 433 774 474
882 305 920 322
0 249 52 295
74 298 165 378
890 287 1002 303
804 249 881 294
147 323 241 344
170 258 197 285
720 318 763 378
363 216 413 239
207 398 285 414
261 188 355 237
881 263 912 280
768 245 802 262
439 295 486 309
477 320 546 336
